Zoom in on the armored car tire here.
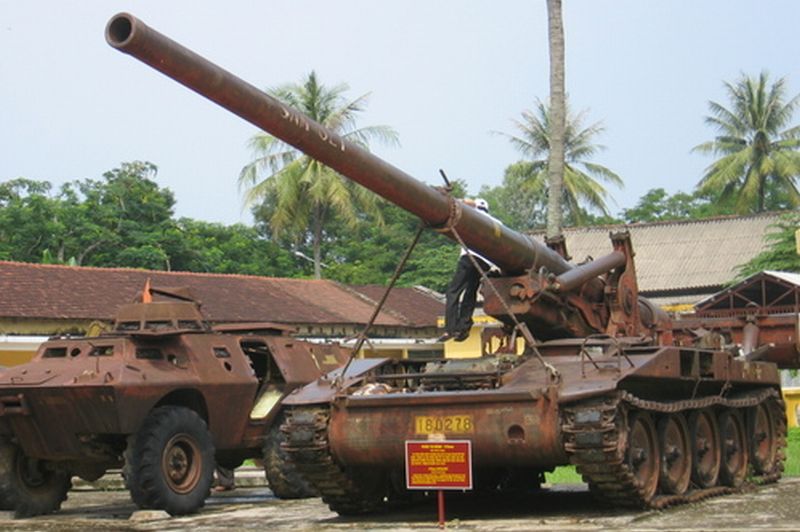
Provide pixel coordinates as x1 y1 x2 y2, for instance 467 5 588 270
263 413 317 499
0 438 71 518
124 406 215 516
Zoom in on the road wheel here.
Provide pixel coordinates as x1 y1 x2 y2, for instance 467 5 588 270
0 438 71 517
657 413 691 495
749 401 778 475
625 411 660 502
689 409 720 488
326 466 388 515
124 406 214 515
263 413 317 499
718 409 748 487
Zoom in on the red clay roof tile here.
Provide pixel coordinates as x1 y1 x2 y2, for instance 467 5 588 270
0 261 442 329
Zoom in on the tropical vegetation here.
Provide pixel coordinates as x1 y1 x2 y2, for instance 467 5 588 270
621 188 722 223
694 72 800 213
3 71 800 288
239 71 398 279
496 99 624 227
738 212 800 277
0 162 295 276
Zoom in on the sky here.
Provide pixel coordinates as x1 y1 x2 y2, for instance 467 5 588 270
2 1 799 226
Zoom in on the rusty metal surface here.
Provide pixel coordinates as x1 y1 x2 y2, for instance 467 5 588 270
212 322 296 335
553 251 626 293
104 13 593 285
672 313 800 369
263 337 349 386
105 13 708 355
0 292 348 467
281 358 389 406
101 13 798 516
329 397 567 469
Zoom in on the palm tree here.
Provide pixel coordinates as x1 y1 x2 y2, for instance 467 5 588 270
693 72 800 213
498 100 623 224
546 0 566 238
239 71 398 278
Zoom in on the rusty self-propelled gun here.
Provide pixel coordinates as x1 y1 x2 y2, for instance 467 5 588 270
106 13 798 514
0 285 348 517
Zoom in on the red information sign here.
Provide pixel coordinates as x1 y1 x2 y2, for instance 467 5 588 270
405 440 472 490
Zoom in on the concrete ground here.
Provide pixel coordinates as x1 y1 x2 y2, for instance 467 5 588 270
3 473 799 531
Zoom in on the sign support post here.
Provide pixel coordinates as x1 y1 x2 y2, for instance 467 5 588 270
437 489 445 528
405 440 473 529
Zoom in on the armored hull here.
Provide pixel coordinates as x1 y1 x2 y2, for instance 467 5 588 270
102 12 793 516
282 341 786 513
0 296 348 517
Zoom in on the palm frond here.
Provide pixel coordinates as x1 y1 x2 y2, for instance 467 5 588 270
696 72 800 212
344 125 400 150
500 97 621 218
581 162 624 187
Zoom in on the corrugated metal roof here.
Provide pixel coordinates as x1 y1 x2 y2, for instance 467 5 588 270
0 261 442 329
764 270 800 286
694 269 800 310
532 213 783 294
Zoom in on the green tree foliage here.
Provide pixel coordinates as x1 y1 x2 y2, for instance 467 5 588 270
497 99 623 227
480 164 621 231
479 163 548 231
694 72 800 213
0 178 60 262
322 199 457 292
79 162 178 269
171 219 295 276
240 71 398 279
738 212 800 277
621 188 728 223
0 162 179 268
0 162 297 277
318 181 471 291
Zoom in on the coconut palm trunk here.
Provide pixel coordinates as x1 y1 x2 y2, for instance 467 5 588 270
312 206 324 279
546 0 566 238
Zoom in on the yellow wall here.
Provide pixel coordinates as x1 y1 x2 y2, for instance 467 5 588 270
0 318 91 336
0 348 37 366
361 348 405 359
0 337 43 367
438 314 518 359
784 387 800 428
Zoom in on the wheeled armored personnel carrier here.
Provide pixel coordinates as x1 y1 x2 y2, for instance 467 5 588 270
105 12 798 515
0 285 347 517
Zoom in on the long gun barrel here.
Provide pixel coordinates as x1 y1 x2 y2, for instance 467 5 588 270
105 13 576 280
105 13 669 343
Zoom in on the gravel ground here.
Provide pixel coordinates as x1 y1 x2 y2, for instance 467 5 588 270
3 479 799 531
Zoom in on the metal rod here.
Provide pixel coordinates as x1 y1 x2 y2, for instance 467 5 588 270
337 224 425 386
105 12 580 280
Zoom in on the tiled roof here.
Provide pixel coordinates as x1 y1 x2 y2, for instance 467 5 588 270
0 261 441 328
347 285 445 328
532 213 783 294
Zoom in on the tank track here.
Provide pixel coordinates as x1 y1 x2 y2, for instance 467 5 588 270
283 388 786 515
280 406 390 515
562 388 786 510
